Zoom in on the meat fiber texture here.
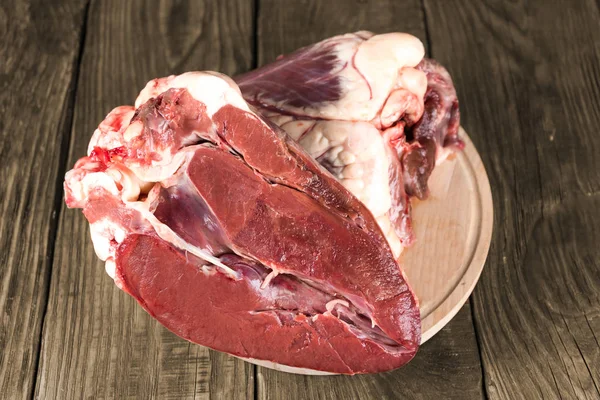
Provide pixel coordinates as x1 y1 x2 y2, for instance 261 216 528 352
236 32 464 256
64 72 420 374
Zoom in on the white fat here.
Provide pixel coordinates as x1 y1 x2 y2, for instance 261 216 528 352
297 126 331 156
260 268 280 289
357 33 425 74
324 146 344 166
88 106 136 154
271 114 298 129
325 299 350 313
68 171 120 204
385 226 403 258
281 120 316 141
397 66 428 100
342 179 365 193
351 33 426 122
107 164 148 202
337 150 356 166
374 214 403 258
118 120 198 185
126 150 189 184
341 163 363 178
135 71 250 117
119 173 140 202
105 257 116 279
125 201 240 280
122 120 143 142
68 161 150 205
89 218 127 261
379 87 423 128
376 215 391 237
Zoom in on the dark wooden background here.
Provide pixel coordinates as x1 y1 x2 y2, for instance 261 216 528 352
1 0 599 398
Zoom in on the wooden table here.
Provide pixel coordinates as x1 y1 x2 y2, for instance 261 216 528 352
2 0 599 398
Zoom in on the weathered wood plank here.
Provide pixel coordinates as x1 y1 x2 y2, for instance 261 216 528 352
255 1 485 398
34 0 255 399
256 0 428 59
0 0 88 398
423 0 600 398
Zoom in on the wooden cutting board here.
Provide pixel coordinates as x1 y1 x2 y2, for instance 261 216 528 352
403 127 493 343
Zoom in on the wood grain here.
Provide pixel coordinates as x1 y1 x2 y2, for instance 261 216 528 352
34 0 255 399
4 0 598 398
256 0 428 62
0 1 88 398
424 0 600 398
255 0 485 398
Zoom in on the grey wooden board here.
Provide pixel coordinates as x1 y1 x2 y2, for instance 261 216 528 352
0 0 88 398
424 0 600 398
3 0 600 398
34 0 255 399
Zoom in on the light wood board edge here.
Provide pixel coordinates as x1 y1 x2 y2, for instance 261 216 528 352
420 127 493 343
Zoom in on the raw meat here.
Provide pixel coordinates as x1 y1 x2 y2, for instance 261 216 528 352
236 32 463 253
64 72 420 374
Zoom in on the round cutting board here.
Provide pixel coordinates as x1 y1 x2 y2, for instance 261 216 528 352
403 127 493 344
241 128 493 374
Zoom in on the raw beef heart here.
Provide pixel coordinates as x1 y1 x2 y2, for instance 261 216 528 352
64 72 420 374
235 32 463 254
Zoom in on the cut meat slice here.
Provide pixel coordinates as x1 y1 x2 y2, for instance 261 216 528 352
117 236 415 374
235 31 463 252
64 72 420 374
